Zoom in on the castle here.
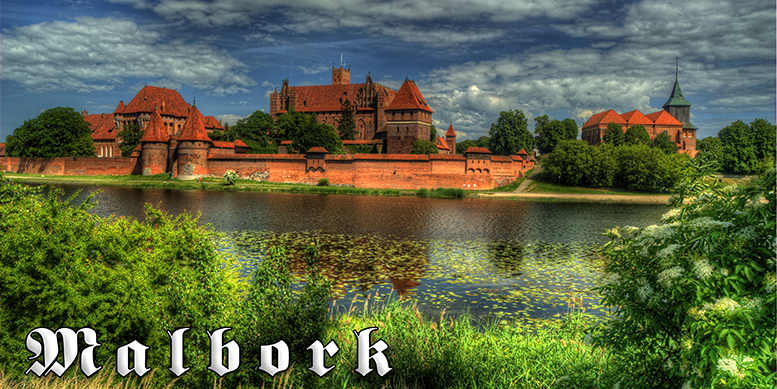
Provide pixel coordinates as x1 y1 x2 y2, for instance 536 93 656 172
270 66 444 154
582 70 698 155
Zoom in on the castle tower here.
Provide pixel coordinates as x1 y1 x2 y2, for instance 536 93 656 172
662 59 698 150
445 124 457 154
382 79 434 154
176 105 212 179
332 66 350 85
139 109 169 176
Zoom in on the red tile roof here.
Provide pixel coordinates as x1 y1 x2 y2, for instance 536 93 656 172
280 140 293 145
436 135 450 150
491 155 513 162
212 141 235 149
139 109 169 143
307 147 329 153
582 109 626 129
85 113 117 142
343 140 382 145
465 147 492 154
445 124 456 137
203 116 225 130
429 154 466 161
620 110 653 126
645 110 683 126
518 149 529 155
178 105 212 143
290 83 397 113
234 140 248 148
123 85 191 118
113 100 126 114
385 79 433 113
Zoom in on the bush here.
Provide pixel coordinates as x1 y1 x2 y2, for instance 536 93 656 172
592 159 776 388
318 177 330 186
410 140 438 154
223 169 238 185
0 173 242 387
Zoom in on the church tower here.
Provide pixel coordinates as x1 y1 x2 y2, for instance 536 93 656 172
662 58 698 150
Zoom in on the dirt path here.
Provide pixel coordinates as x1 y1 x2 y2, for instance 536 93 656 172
513 166 543 193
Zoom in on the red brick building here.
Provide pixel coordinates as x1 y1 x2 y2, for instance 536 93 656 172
270 66 435 154
582 72 698 154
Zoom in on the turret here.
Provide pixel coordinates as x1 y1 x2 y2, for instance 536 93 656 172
176 105 212 179
138 109 169 175
445 124 457 154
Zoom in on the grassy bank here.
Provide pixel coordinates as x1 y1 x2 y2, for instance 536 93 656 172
2 299 616 389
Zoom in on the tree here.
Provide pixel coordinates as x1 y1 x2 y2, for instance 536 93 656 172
534 115 576 154
5 107 95 158
587 143 618 187
542 140 592 186
652 131 679 155
275 108 343 154
697 136 723 167
602 122 625 147
624 125 651 146
337 99 357 140
429 124 437 142
487 109 533 155
117 122 144 157
232 110 276 153
410 139 438 154
749 118 776 169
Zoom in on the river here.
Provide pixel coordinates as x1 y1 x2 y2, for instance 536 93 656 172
57 184 670 325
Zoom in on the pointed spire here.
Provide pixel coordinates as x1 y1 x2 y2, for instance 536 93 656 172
663 59 691 108
178 105 212 143
139 109 168 143
445 124 456 137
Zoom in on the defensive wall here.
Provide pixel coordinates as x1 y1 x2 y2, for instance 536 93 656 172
1 150 533 190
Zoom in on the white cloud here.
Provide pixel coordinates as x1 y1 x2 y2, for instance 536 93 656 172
217 114 244 125
1 16 256 94
298 64 330 75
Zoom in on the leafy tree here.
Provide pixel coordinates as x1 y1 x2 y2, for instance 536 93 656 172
534 115 575 154
6 106 95 157
336 99 357 140
697 136 723 165
231 110 275 152
117 121 144 157
594 162 775 388
615 144 685 191
602 122 625 147
542 140 592 186
624 125 651 146
488 109 533 155
410 139 439 154
457 135 492 154
749 118 776 171
562 118 579 140
587 143 618 187
276 108 343 154
429 124 437 142
652 131 679 155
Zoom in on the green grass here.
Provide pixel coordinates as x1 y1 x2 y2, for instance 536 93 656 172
416 187 466 199
526 172 667 196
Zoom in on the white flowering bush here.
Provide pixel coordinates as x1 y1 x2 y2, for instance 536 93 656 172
592 159 775 388
223 169 238 185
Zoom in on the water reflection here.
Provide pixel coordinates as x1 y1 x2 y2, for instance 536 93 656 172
48 184 668 324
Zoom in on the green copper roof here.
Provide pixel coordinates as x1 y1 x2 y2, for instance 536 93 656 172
663 75 691 107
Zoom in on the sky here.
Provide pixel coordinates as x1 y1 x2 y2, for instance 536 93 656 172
1 0 775 142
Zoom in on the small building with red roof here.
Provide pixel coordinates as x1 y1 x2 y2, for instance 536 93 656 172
82 111 120 157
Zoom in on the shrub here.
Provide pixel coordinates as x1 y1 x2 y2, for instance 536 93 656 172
416 188 429 197
223 169 238 185
0 173 242 387
318 177 330 186
592 159 776 388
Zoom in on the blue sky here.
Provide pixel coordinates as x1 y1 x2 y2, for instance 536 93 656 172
1 0 774 142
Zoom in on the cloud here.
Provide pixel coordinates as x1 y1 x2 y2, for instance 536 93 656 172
1 16 256 94
216 114 244 125
298 64 330 75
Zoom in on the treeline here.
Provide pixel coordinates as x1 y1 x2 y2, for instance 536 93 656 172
455 110 578 155
697 119 776 174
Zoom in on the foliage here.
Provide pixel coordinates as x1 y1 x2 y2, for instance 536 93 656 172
429 124 437 141
719 119 774 175
117 122 144 157
697 136 723 165
543 140 593 186
223 169 238 185
207 129 235 142
416 187 465 198
488 110 533 155
602 122 625 147
587 143 618 187
231 110 276 153
233 243 331 386
6 107 96 158
318 177 329 186
592 160 776 388
615 144 686 191
0 174 241 387
456 136 490 154
624 125 651 146
337 99 357 141
534 115 578 154
345 144 375 154
275 108 344 154
410 139 439 154
653 131 679 154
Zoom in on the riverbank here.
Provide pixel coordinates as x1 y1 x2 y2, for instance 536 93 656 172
3 172 672 204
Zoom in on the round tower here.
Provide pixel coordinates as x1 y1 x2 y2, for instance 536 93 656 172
176 105 212 179
139 109 169 176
